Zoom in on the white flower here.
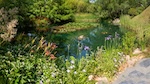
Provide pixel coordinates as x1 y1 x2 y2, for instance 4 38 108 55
113 58 117 63
82 69 86 72
51 72 56 77
74 71 77 74
70 65 75 69
115 65 118 67
65 59 68 61
59 79 62 84
71 60 75 64
40 80 43 84
62 68 65 70
67 69 70 73
118 52 123 56
50 66 53 69
88 75 94 80
70 66 74 69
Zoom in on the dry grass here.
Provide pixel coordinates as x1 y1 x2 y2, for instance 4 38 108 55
132 6 150 24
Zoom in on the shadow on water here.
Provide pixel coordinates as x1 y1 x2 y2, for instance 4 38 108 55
49 21 124 58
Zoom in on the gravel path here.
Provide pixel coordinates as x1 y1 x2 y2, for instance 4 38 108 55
112 58 150 84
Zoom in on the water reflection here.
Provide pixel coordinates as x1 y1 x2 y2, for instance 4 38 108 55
52 22 123 58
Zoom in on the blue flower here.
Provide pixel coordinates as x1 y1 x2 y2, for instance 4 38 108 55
84 46 90 50
105 35 112 40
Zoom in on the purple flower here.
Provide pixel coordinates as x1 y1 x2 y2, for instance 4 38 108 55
105 35 112 40
84 46 90 50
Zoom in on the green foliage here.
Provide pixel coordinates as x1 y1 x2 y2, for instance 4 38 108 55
120 6 150 48
28 0 74 23
122 32 136 55
120 15 132 29
0 34 128 83
104 32 121 50
65 0 90 13
128 8 139 16
95 0 149 19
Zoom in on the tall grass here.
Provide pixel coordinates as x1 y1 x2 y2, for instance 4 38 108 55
120 9 150 49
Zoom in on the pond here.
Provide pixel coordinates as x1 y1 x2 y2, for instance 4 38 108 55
47 22 124 58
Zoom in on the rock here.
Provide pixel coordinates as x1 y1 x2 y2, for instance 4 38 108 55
143 48 148 52
137 81 147 84
78 35 84 40
125 55 130 61
128 70 144 78
145 72 150 79
112 18 120 25
133 48 142 55
139 58 150 68
96 77 109 84
88 75 94 81
119 80 134 84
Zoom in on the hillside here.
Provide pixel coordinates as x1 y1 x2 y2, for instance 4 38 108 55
132 6 150 24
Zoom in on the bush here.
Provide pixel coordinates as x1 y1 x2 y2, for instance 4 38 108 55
0 7 18 42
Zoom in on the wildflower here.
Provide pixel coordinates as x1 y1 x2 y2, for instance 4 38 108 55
51 43 57 50
82 69 86 72
71 60 75 64
51 72 56 77
84 46 90 50
45 50 50 56
67 69 70 73
30 50 34 53
42 41 48 47
72 65 75 68
113 58 117 63
105 35 112 40
70 66 73 69
65 59 68 61
88 75 94 80
40 80 43 84
59 79 63 84
50 66 53 69
70 65 75 69
50 54 56 60
74 71 77 74
62 68 65 70
118 52 123 56
115 65 118 67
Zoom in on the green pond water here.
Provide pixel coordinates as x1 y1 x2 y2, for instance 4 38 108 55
48 22 124 58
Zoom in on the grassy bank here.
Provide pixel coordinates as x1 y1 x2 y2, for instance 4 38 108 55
120 6 150 49
53 13 100 33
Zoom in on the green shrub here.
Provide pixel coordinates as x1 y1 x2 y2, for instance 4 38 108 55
122 32 136 55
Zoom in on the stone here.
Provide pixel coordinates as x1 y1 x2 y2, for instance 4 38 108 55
119 80 134 84
133 48 142 55
139 59 150 68
137 81 147 84
128 70 144 78
96 77 108 84
145 72 150 79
